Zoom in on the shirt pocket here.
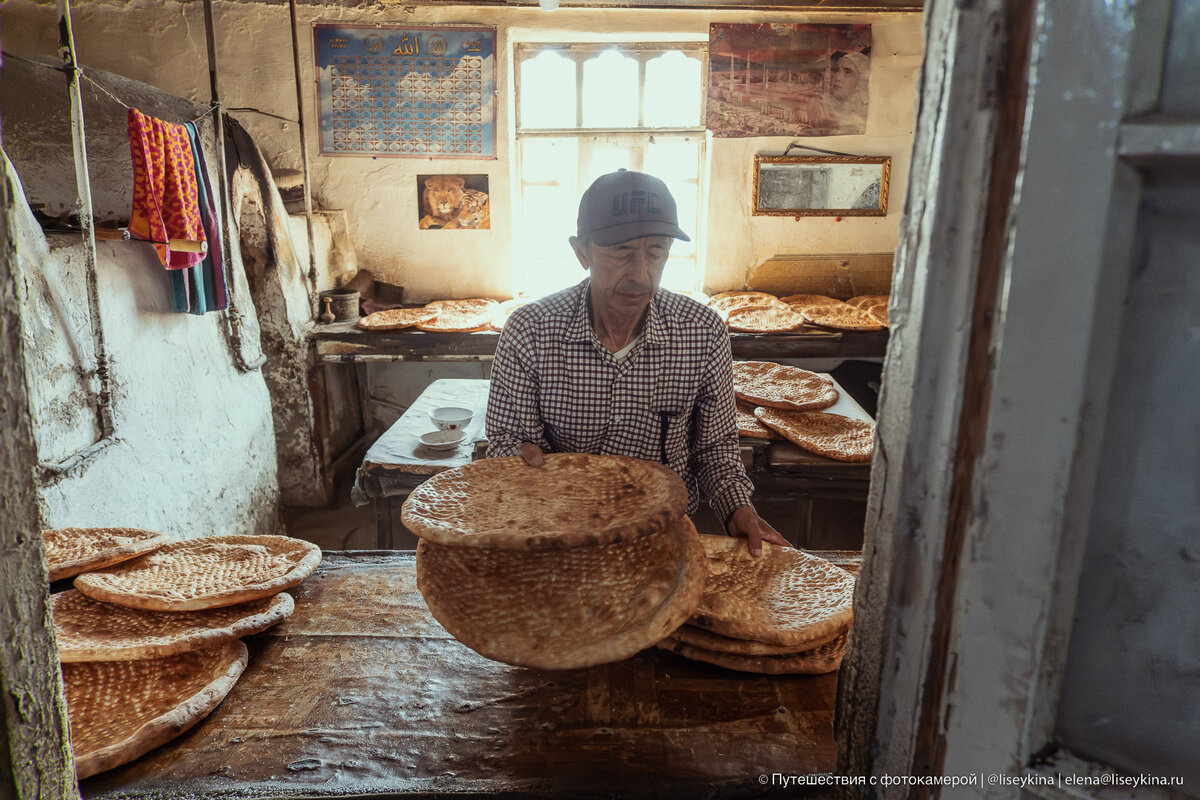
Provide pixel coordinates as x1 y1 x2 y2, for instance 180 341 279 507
650 383 695 468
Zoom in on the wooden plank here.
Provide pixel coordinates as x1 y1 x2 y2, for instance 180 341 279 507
81 552 855 799
746 252 894 298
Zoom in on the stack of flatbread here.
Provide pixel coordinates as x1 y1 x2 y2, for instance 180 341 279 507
786 293 887 331
402 453 706 670
357 297 500 333
657 536 856 674
44 530 321 778
707 290 815 333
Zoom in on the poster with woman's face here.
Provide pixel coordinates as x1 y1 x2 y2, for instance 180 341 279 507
706 23 872 138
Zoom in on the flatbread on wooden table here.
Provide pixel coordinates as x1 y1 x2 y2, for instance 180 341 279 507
415 298 498 333
672 620 843 655
725 304 809 333
416 515 706 670
64 639 247 779
52 589 293 662
732 360 839 411
42 527 170 582
799 303 886 331
753 408 875 462
357 306 439 332
689 536 856 648
656 630 848 675
401 453 688 550
735 400 778 440
73 534 322 611
706 291 787 316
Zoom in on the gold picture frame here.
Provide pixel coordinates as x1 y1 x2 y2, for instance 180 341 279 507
752 155 890 217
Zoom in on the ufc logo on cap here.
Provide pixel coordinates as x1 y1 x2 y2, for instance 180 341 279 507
612 190 661 216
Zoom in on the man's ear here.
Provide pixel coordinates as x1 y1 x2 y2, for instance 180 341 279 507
569 236 590 271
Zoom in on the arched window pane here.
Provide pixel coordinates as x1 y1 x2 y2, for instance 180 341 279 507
520 51 576 129
582 51 638 128
644 52 702 127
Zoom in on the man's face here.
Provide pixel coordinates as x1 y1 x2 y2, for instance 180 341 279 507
571 235 673 313
829 59 860 100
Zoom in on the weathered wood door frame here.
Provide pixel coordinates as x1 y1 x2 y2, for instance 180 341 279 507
838 0 1169 793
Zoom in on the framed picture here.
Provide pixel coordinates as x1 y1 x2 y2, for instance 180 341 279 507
314 24 497 159
752 155 890 216
417 174 490 230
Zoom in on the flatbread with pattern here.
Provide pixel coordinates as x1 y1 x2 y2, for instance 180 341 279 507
415 298 498 333
689 536 856 647
417 515 705 670
799 303 886 331
754 408 875 462
74 534 322 611
401 453 688 549
779 293 844 308
707 291 787 315
732 360 838 411
53 589 293 662
725 304 809 333
656 630 847 674
865 301 889 326
357 306 439 331
845 294 889 309
673 620 845 655
64 640 247 778
42 527 169 582
735 400 777 439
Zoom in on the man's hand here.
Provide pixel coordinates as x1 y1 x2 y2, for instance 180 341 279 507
518 442 545 467
727 506 790 557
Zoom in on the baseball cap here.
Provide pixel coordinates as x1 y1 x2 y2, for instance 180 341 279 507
576 169 691 247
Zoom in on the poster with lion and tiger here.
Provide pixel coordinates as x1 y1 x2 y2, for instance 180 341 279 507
418 174 491 230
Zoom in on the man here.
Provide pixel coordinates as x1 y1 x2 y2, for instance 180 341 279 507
485 169 789 557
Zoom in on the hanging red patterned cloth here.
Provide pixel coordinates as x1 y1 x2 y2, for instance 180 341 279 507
127 108 206 269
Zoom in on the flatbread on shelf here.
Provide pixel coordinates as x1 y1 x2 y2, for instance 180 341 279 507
357 306 439 331
725 305 809 333
732 361 839 411
753 407 875 462
656 630 848 674
415 298 498 333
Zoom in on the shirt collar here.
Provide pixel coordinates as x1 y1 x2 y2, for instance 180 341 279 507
566 280 672 347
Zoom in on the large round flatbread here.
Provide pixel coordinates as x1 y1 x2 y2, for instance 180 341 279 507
656 630 847 674
416 298 497 333
42 527 170 582
732 361 838 411
707 291 786 315
735 400 777 440
64 639 248 778
845 294 888 310
417 515 706 670
53 589 293 662
357 306 439 331
800 303 885 331
753 408 875 462
401 453 688 550
690 537 856 647
74 535 322 611
725 305 809 333
673 620 844 655
779 293 844 308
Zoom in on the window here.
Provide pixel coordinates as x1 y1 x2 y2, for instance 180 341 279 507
514 42 706 299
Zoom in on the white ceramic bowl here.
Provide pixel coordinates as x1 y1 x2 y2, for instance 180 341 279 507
419 429 467 451
430 406 473 431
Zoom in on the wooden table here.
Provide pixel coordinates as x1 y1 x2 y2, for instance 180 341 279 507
311 321 888 362
81 550 859 800
356 378 873 549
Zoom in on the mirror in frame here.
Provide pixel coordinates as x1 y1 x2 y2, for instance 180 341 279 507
752 155 890 217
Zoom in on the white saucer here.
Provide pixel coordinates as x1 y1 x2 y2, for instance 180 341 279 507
419 429 467 451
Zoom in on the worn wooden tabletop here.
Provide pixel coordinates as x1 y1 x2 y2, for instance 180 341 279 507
81 549 859 800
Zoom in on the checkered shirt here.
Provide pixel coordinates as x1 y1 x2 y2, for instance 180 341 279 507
486 279 755 524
